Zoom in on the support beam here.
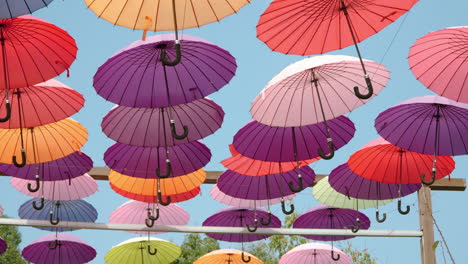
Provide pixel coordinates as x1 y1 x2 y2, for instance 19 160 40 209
0 218 423 237
418 186 436 264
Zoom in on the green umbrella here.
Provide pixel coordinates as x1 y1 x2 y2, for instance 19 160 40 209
313 177 393 209
105 237 181 264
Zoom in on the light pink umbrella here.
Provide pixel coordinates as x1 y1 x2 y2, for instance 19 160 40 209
210 185 296 207
279 243 351 264
10 174 98 200
0 204 3 216
109 200 189 234
408 26 468 103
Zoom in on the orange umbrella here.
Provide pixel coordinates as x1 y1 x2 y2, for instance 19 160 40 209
194 249 263 264
110 184 201 204
0 118 87 166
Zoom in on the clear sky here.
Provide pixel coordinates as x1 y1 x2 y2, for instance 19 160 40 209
0 0 467 263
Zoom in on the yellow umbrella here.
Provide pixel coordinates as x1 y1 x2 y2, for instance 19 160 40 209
195 249 263 264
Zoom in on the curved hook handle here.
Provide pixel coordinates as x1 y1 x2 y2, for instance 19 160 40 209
281 200 295 215
351 218 360 233
354 75 374 100
145 208 160 227
47 240 61 250
49 212 60 225
147 244 158 255
246 219 258 233
0 100 11 122
241 252 251 263
288 175 303 193
397 200 410 215
32 197 44 210
260 212 272 226
170 122 189 140
158 191 171 206
376 211 387 223
421 170 436 186
156 160 172 178
318 141 335 160
13 149 26 168
331 250 341 261
160 42 181 66
145 217 155 228
27 176 40 193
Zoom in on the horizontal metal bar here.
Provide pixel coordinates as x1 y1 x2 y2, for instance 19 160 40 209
0 218 422 237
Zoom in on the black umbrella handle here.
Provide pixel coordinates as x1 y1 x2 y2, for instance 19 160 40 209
241 252 251 263
32 197 44 210
354 75 374 99
351 218 361 233
281 200 294 215
158 191 171 206
288 174 303 193
246 219 258 233
156 159 172 178
331 250 341 261
13 149 26 168
260 212 272 226
421 169 436 185
170 121 189 140
27 175 40 193
161 42 181 66
376 210 387 223
318 140 335 160
0 99 10 122
397 200 410 215
147 243 157 255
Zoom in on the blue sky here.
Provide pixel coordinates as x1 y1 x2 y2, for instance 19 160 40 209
0 0 467 263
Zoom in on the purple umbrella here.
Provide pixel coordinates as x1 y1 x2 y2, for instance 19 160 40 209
233 116 355 162
375 96 468 184
22 233 96 264
102 98 224 147
94 34 237 108
293 205 370 241
104 141 211 179
0 237 6 255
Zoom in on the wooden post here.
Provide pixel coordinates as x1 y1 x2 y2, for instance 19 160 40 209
418 186 436 264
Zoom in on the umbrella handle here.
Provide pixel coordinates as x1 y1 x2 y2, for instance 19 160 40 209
331 250 341 261
158 191 171 206
260 213 272 226
47 240 61 250
27 176 40 193
397 200 410 215
246 219 258 233
281 200 295 215
32 197 44 210
288 175 303 193
318 141 335 160
156 160 172 178
145 208 160 227
241 252 251 263
170 121 189 140
351 218 360 233
376 211 387 223
147 244 158 255
354 75 374 99
49 212 60 225
161 42 181 66
0 100 11 122
420 170 436 185
12 149 26 168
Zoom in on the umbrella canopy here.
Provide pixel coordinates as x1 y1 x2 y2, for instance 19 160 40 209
110 183 200 204
0 237 6 255
85 0 251 31
94 34 236 108
293 205 370 241
0 151 93 181
104 141 211 178
11 173 98 200
0 1 54 19
329 163 421 200
408 26 468 103
203 207 281 242
217 167 316 200
233 117 355 162
222 144 318 176
313 177 393 209
18 198 98 232
105 237 181 264
0 79 84 129
195 249 263 264
22 233 96 264
279 243 352 264
211 185 296 207
251 55 389 127
375 96 468 156
0 118 88 164
102 98 224 147
109 200 190 235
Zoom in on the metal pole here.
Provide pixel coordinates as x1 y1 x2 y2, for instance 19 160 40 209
418 186 436 264
0 218 423 238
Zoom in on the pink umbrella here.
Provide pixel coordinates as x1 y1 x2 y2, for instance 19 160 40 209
109 200 189 234
10 173 98 200
210 185 296 207
279 243 351 264
408 26 468 103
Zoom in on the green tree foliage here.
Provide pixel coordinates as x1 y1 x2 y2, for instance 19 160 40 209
341 242 378 264
0 216 28 264
173 234 220 264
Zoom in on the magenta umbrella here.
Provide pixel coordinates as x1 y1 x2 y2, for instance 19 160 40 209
0 237 6 255
279 243 352 264
109 200 189 234
408 26 468 103
22 233 96 264
102 98 224 147
210 185 296 208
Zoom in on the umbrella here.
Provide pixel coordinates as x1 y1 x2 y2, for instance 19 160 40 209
375 96 467 184
257 0 415 98
0 1 55 19
104 237 181 264
211 185 296 208
221 144 318 176
11 173 98 201
109 200 189 233
102 98 224 147
195 249 264 264
293 205 371 240
104 141 211 179
94 34 236 108
110 183 200 204
0 204 3 216
233 116 355 161
0 15 77 122
329 163 421 222
18 198 98 231
22 233 96 264
279 243 352 264
408 26 468 103
0 237 6 255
